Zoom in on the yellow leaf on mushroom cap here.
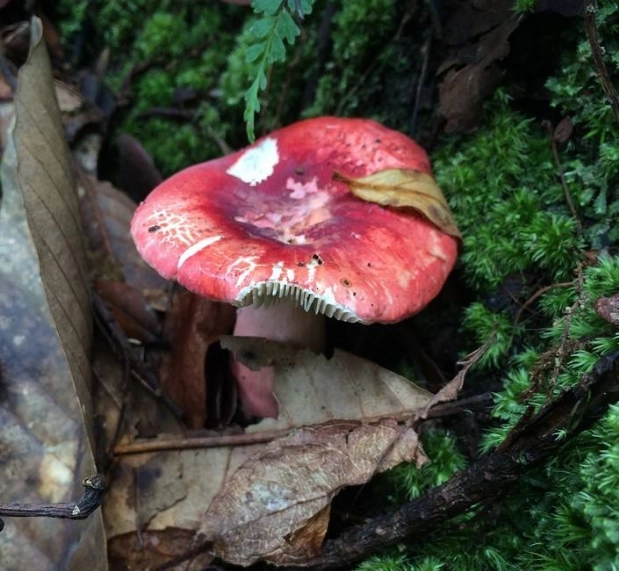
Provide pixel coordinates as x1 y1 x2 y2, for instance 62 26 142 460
334 168 462 239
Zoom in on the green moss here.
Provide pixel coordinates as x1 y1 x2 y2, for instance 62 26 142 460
365 4 619 570
59 0 243 175
434 97 585 293
513 0 536 12
386 430 467 501
305 0 405 121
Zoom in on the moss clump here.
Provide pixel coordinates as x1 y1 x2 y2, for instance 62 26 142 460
435 97 584 294
366 3 619 569
59 0 245 175
386 430 467 501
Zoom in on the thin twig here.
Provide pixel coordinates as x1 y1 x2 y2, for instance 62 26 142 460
114 394 493 456
513 280 575 326
113 428 291 455
584 0 619 126
543 120 581 230
410 36 431 137
0 475 105 531
92 292 184 420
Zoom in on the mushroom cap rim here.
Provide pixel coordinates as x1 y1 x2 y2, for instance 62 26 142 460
235 280 364 324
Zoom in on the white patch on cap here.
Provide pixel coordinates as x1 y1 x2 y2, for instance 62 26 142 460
306 258 321 284
226 137 279 186
269 261 285 281
229 255 260 287
177 235 223 270
287 176 319 199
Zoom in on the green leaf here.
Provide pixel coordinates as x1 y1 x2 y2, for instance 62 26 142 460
276 8 300 44
249 16 276 39
246 42 267 64
285 0 313 17
269 33 287 62
243 0 316 141
252 0 282 16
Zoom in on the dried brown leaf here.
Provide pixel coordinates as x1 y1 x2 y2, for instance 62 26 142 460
423 333 496 417
116 133 163 203
200 420 427 565
553 117 574 144
439 14 523 132
103 445 259 540
442 0 513 45
80 175 167 293
94 279 162 343
103 340 432 565
109 528 212 571
0 17 106 570
334 168 461 238
223 337 434 430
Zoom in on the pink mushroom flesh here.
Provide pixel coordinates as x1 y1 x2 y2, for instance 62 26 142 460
131 117 459 417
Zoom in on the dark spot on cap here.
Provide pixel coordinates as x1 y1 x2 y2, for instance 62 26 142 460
311 253 324 265
367 262 372 267
297 261 305 267
148 225 161 233
341 278 352 287
295 167 305 175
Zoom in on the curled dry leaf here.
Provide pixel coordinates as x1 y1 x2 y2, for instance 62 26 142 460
438 13 522 132
116 133 163 203
109 528 212 571
199 419 427 566
553 117 574 144
334 169 461 238
422 334 495 418
80 176 168 294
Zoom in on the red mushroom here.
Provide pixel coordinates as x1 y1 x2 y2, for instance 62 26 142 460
131 117 459 418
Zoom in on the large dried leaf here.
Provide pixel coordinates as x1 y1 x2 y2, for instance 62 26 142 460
223 336 434 431
199 420 427 565
334 169 461 238
103 340 432 563
0 17 106 570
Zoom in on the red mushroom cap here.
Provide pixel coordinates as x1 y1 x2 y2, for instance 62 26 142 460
130 117 458 324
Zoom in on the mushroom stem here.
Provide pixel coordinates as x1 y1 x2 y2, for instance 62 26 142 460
230 299 326 418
